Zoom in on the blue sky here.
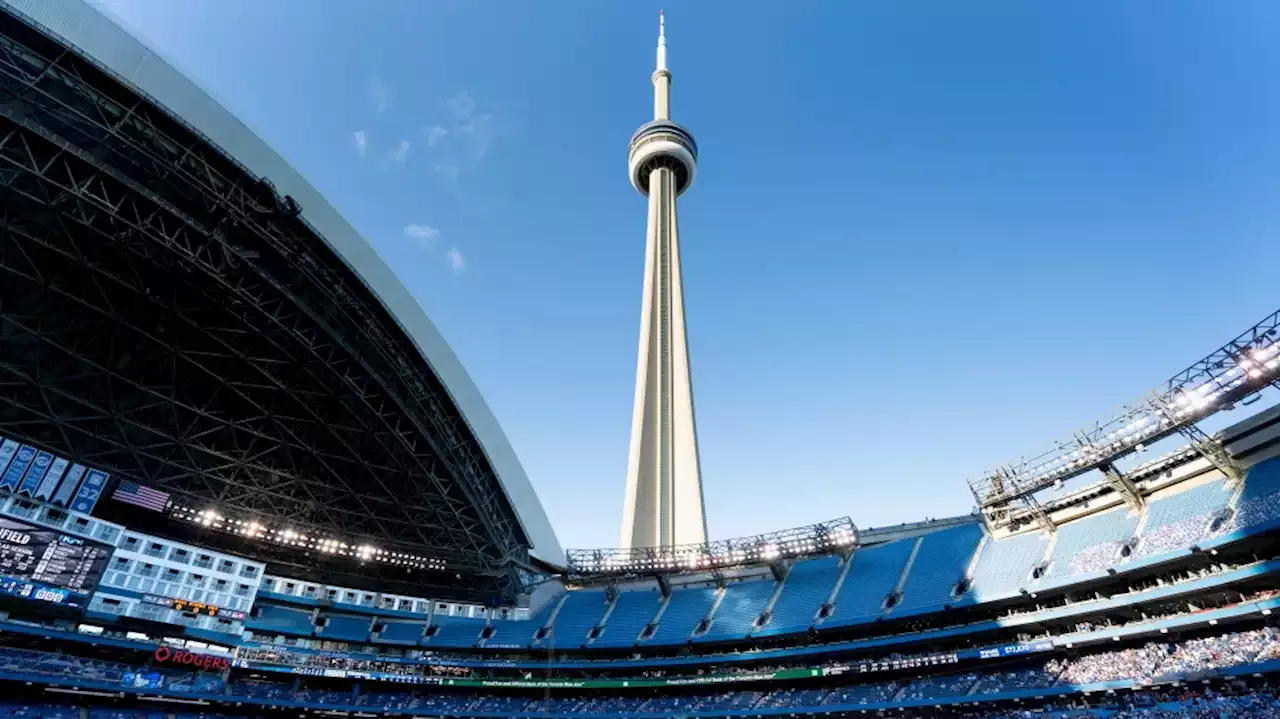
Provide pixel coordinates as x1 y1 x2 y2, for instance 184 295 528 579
99 0 1280 551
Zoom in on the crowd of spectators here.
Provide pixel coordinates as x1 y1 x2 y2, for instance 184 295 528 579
2 625 1280 714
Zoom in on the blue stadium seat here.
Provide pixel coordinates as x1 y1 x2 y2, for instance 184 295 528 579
968 530 1048 600
315 614 371 642
896 523 984 614
244 604 314 636
484 595 561 649
754 555 841 636
826 538 914 626
646 585 717 644
1133 479 1232 560
544 590 610 649
1233 457 1280 531
593 588 662 647
695 578 776 642
424 615 485 648
1042 507 1138 579
376 619 426 644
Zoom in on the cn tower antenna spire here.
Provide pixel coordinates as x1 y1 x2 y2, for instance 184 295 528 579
656 10 667 73
621 10 706 549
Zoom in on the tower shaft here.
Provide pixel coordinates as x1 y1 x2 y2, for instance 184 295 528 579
620 13 707 549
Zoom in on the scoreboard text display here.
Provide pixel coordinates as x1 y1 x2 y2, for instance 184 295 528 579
0 516 112 608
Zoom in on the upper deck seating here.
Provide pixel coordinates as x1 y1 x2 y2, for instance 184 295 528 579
968 530 1048 599
544 590 610 649
646 585 717 644
245 604 314 636
1232 456 1280 531
593 589 662 647
425 615 485 648
1133 479 1233 560
484 595 560 648
825 539 914 626
896 523 984 614
696 579 776 642
754 555 841 636
376 619 426 644
315 614 370 642
1044 507 1139 579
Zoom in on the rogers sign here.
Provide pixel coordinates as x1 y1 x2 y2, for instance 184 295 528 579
153 646 230 671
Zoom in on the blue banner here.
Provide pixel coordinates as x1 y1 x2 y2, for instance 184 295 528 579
0 440 17 477
17 451 53 495
52 464 86 507
35 457 68 501
0 446 35 491
71 469 108 514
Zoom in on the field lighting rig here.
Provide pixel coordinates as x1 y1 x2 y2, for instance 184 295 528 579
566 518 857 580
970 308 1280 531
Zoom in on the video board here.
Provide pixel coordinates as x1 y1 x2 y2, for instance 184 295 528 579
0 516 112 609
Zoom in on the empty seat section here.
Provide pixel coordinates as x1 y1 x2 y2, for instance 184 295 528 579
315 614 370 641
1133 479 1232 559
593 589 662 647
896 522 984 613
968 530 1047 600
425 615 484 648
1043 508 1138 578
245 604 314 636
696 579 777 642
1233 457 1280 531
376 620 425 644
544 590 610 649
484 595 560 649
647 586 717 644
826 539 914 626
754 556 841 636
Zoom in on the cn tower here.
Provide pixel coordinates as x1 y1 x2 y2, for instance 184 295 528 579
619 12 708 549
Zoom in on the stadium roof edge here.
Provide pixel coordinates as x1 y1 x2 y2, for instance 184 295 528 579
1 0 564 566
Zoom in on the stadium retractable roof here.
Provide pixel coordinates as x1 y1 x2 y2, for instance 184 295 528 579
0 0 561 601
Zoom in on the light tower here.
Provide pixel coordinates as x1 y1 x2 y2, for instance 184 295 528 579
619 12 708 549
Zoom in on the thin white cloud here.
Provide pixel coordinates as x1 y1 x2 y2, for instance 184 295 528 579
403 223 440 249
458 112 495 161
387 139 410 166
447 247 465 274
369 75 393 113
353 130 368 156
433 162 459 183
446 91 476 121
425 125 449 147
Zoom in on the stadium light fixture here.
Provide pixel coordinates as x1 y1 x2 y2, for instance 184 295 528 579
566 517 857 578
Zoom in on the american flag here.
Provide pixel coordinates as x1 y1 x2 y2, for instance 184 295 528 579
112 480 171 512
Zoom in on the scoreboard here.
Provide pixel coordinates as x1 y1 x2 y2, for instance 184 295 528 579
0 517 112 609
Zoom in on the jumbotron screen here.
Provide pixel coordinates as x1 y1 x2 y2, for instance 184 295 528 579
0 516 112 609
